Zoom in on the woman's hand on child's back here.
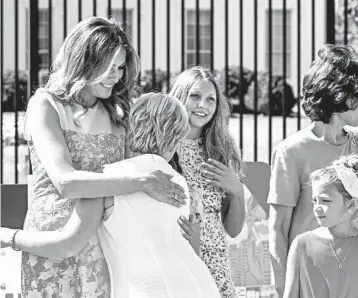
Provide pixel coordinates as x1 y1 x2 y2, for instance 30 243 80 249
143 170 188 207
201 159 243 196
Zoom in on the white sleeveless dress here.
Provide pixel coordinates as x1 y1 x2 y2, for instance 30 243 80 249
97 154 221 298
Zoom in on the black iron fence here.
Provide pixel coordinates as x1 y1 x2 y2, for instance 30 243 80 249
0 0 353 184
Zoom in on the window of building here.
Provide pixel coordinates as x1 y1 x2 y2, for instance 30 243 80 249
25 9 49 70
186 10 211 68
112 9 133 38
266 10 291 78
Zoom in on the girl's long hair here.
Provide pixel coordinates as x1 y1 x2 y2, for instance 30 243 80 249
169 66 243 175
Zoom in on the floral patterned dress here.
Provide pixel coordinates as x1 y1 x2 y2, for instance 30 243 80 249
177 138 237 298
22 96 125 298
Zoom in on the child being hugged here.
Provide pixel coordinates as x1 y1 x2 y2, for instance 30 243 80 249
284 154 358 298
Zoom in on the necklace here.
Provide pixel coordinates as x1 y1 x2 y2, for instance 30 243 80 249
328 235 356 269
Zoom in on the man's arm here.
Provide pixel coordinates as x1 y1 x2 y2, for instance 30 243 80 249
269 204 294 298
268 144 300 297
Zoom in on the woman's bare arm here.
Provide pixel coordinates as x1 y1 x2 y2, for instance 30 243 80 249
11 198 104 260
202 159 245 238
26 96 186 205
221 186 246 238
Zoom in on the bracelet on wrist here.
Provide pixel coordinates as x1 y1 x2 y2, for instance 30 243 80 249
11 229 21 251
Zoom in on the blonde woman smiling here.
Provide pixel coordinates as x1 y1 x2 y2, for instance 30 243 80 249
169 66 246 298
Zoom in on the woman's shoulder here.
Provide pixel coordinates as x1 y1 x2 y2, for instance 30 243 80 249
28 89 56 108
30 88 68 105
27 89 69 121
29 90 76 131
25 90 65 138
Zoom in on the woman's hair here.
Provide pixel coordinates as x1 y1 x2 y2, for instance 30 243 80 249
310 154 358 203
34 16 140 127
302 44 358 123
127 93 189 155
169 66 243 175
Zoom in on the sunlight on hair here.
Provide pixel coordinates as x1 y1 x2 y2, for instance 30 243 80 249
32 16 140 128
127 93 189 156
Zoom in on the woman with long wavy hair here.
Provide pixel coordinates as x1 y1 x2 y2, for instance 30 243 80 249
169 66 246 298
1 17 187 297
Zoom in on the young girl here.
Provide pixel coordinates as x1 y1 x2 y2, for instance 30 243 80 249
1 93 221 298
169 66 246 298
284 154 358 298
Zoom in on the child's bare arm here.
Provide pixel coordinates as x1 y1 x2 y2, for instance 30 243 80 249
283 236 300 298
